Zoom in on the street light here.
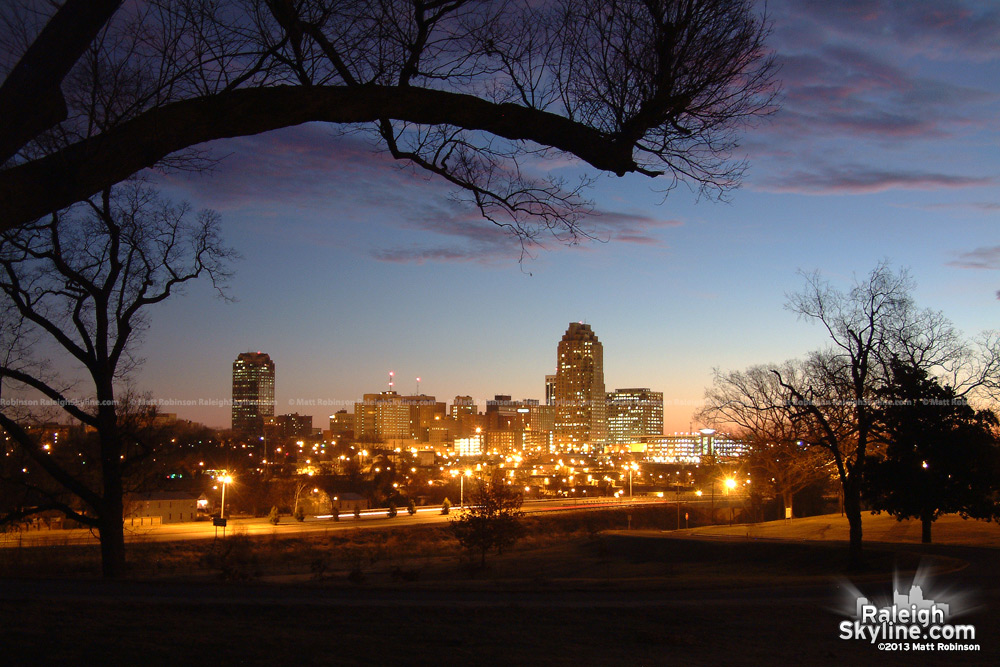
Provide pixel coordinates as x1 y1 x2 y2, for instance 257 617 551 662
461 469 472 507
675 470 681 530
724 477 736 525
451 468 473 508
219 473 233 519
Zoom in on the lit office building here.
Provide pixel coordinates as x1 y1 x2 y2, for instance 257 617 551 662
354 392 411 441
545 375 557 406
450 396 477 420
641 430 746 464
607 388 664 446
407 395 447 441
328 410 354 439
232 351 275 436
354 392 444 443
553 322 607 452
266 413 313 439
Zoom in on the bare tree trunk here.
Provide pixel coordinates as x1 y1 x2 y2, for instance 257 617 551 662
98 504 126 578
98 393 126 577
844 483 864 570
921 510 933 544
99 430 126 577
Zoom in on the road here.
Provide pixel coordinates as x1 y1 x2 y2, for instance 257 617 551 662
1 495 677 547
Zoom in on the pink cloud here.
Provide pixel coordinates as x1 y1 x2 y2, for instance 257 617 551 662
949 246 1000 270
759 166 992 195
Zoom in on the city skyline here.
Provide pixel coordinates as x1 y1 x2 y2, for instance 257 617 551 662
128 0 998 431
227 322 669 445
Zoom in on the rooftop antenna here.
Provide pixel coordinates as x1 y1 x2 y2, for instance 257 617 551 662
416 376 421 395
388 370 395 392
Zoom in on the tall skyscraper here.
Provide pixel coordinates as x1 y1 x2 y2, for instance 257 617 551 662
553 322 607 452
232 351 275 436
607 388 664 447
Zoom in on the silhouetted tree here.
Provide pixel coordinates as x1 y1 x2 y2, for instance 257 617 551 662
701 363 834 516
0 180 233 577
450 473 525 567
1 0 778 242
774 263 1000 568
864 360 1000 543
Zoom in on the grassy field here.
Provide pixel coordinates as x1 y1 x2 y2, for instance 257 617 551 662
2 509 995 666
0 507 936 584
680 512 1000 548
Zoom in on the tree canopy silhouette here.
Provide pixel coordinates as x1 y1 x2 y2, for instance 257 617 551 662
0 0 778 240
0 180 233 577
864 360 1000 544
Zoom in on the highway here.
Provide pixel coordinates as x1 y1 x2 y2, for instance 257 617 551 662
0 495 691 547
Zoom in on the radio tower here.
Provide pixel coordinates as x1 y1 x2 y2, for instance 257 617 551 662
388 370 395 392
416 376 421 394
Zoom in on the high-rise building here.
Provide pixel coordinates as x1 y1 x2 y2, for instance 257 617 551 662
450 396 477 420
354 392 410 441
544 375 557 406
607 388 664 446
407 395 447 441
266 413 313 439
353 392 444 443
328 410 355 439
553 322 607 452
232 351 275 436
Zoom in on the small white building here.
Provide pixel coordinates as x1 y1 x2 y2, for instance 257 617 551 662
331 493 369 513
126 492 199 524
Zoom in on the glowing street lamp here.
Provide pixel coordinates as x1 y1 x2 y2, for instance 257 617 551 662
452 468 473 507
219 473 233 519
724 477 736 525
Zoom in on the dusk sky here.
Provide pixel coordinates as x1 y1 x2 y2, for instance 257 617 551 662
142 0 1000 432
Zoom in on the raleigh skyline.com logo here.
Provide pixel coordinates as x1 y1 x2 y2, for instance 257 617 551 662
839 576 980 654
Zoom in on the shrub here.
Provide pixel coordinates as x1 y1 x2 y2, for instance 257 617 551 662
441 498 451 515
450 473 525 568
268 506 280 525
293 505 305 522
331 507 340 522
387 503 397 518
407 498 417 516
201 528 260 581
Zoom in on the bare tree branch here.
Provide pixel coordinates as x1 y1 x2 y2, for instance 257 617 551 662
1 0 778 238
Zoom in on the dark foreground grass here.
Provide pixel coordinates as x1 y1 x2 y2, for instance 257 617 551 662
0 507 923 583
0 596 863 667
2 509 988 666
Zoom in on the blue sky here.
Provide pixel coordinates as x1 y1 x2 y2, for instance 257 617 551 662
141 0 1000 431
